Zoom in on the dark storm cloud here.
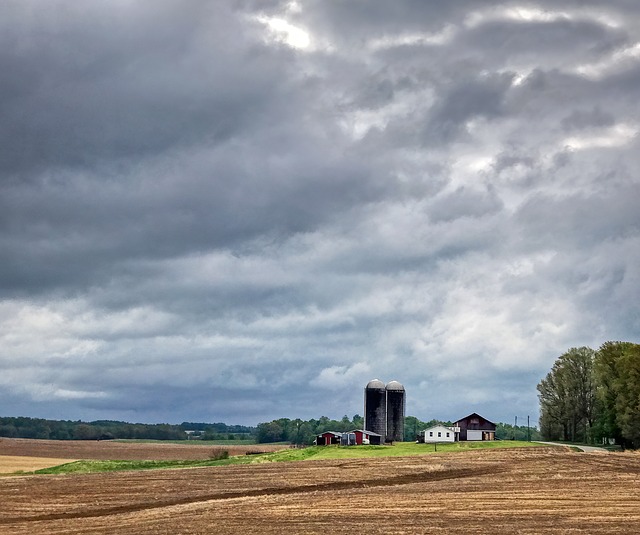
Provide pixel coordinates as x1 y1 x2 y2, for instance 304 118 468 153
427 186 503 223
515 184 640 247
0 1 291 174
422 72 514 144
561 107 616 131
297 0 489 37
0 0 394 297
459 17 628 61
1 0 639 426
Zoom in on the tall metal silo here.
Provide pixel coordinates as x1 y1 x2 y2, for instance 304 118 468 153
364 379 386 438
385 380 405 442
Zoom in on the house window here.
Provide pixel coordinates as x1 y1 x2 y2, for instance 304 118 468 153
438 432 441 437
446 432 450 437
429 432 433 437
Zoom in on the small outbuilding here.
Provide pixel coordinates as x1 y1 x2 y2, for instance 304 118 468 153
352 429 383 445
423 425 457 443
341 432 357 446
315 431 342 446
453 412 496 441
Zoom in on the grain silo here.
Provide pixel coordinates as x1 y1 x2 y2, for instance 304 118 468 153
364 379 387 438
385 380 405 442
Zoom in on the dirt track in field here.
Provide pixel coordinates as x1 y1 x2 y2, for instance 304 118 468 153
0 437 282 461
1 442 640 534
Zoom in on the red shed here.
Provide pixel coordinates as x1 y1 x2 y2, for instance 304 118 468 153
316 431 342 446
352 429 382 445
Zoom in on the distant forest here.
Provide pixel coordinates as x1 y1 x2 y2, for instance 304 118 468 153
0 418 255 441
538 341 640 448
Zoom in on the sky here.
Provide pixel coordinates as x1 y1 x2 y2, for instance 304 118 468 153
1 0 639 428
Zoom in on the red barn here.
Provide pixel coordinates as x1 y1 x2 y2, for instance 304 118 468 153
453 413 496 441
315 431 341 446
352 429 382 445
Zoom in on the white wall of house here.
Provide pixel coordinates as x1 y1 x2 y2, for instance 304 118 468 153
424 425 456 443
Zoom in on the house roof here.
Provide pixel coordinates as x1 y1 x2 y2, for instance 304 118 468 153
454 412 496 425
423 424 455 432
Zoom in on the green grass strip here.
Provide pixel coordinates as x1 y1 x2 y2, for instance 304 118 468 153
261 440 541 462
29 440 542 475
34 458 241 475
113 439 257 445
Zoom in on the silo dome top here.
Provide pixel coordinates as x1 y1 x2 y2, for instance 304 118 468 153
365 379 385 390
386 380 405 391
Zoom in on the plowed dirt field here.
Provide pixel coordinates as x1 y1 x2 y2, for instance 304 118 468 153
1 443 639 534
0 438 281 461
0 455 76 474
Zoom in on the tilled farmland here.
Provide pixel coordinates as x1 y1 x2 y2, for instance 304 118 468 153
1 444 639 534
0 437 281 461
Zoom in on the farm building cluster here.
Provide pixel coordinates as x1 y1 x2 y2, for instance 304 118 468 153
421 413 496 443
315 379 497 446
315 429 383 446
314 379 405 446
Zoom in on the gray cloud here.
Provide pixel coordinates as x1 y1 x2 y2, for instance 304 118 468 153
1 0 639 426
561 106 616 131
0 2 273 172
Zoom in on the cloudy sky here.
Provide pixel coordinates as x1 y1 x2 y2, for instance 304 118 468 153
1 1 639 427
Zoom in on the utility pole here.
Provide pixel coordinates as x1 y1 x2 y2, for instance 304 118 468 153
515 415 532 441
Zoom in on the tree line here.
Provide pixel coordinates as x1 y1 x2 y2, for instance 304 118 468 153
0 414 539 444
0 417 255 441
537 341 640 448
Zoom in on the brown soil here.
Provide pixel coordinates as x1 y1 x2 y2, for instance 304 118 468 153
0 455 77 474
0 437 282 461
1 442 639 534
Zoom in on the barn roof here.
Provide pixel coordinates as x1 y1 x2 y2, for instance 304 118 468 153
318 431 343 437
454 412 496 425
351 429 382 436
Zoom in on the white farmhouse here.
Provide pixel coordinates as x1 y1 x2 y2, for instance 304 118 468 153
423 425 457 443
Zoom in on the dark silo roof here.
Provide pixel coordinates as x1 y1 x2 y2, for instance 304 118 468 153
365 379 385 390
